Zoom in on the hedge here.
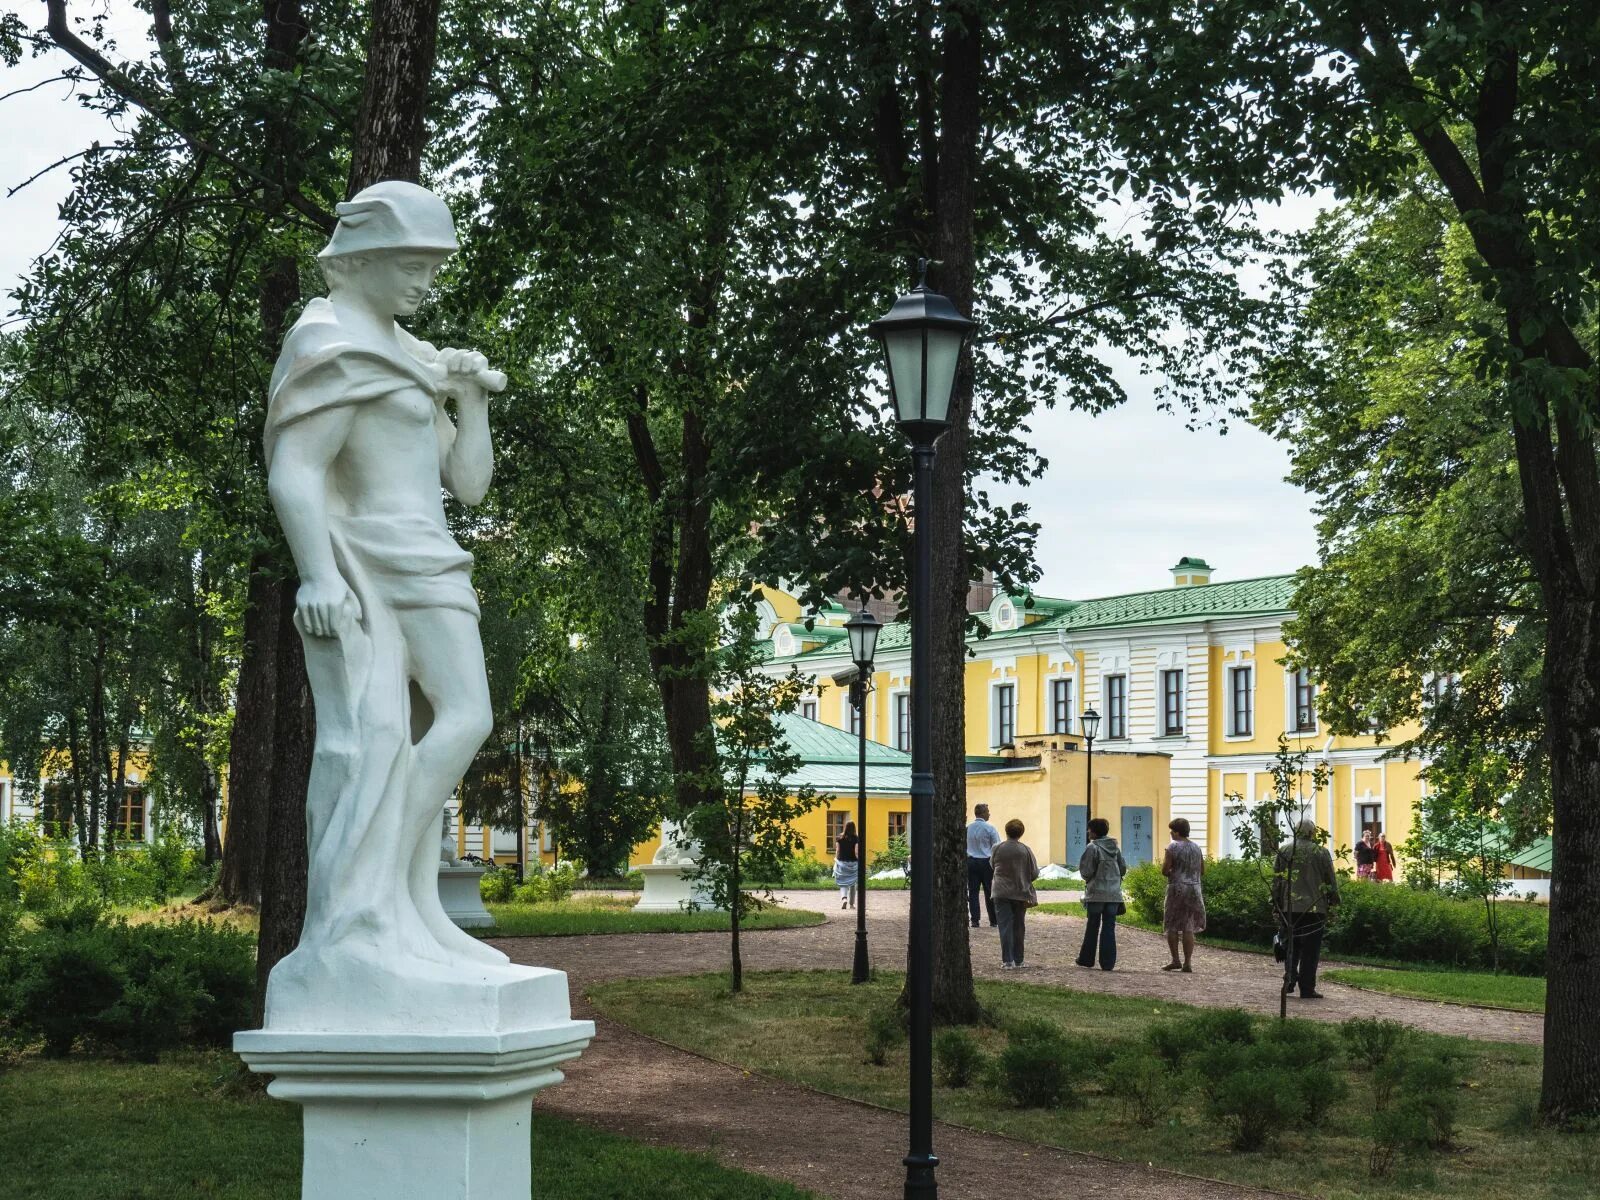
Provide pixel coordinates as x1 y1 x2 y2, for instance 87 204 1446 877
1126 858 1546 975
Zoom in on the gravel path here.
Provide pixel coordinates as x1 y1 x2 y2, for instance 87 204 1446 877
497 888 1544 1045
487 891 1542 1199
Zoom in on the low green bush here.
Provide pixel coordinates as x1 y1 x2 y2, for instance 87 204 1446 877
1123 861 1166 924
864 1006 904 1066
1255 1017 1340 1068
780 848 832 886
512 862 580 904
934 1028 983 1089
0 909 254 1061
1208 1065 1308 1150
1146 1007 1255 1069
479 865 517 903
1107 1047 1187 1127
1341 1017 1413 1070
995 1018 1087 1109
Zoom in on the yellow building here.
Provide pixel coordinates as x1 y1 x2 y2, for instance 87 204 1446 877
0 756 156 842
753 557 1425 869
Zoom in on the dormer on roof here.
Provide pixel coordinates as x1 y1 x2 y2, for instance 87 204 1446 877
770 622 847 658
1169 556 1214 587
986 591 1073 632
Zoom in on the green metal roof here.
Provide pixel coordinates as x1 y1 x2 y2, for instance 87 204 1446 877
775 711 910 766
765 575 1297 662
1509 836 1552 873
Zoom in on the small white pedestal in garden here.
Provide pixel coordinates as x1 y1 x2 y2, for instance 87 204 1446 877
633 861 715 913
235 1021 592 1200
438 860 495 929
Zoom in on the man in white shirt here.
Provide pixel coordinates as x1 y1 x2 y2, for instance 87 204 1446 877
966 804 1001 928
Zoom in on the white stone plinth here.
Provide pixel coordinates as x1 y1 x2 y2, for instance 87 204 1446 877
633 862 716 913
439 861 495 929
235 1021 593 1200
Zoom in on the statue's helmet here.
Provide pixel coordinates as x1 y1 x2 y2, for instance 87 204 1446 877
317 180 459 260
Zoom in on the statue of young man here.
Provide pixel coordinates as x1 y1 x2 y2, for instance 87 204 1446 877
263 181 524 1029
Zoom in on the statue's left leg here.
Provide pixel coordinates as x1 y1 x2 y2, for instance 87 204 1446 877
397 606 507 965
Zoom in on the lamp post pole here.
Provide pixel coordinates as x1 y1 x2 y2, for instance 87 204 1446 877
1080 707 1100 836
869 259 972 1200
844 608 879 986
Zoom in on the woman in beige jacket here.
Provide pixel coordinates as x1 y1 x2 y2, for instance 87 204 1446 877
990 819 1041 970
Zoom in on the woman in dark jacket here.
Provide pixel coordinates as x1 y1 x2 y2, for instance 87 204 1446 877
1076 817 1127 971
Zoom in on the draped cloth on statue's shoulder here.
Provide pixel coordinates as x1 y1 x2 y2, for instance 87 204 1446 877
261 298 477 976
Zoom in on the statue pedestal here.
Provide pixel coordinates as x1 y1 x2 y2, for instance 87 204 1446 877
439 861 495 929
633 862 715 913
235 1021 592 1200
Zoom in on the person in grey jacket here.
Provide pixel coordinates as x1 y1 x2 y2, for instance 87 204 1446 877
1272 818 1341 999
1075 818 1127 971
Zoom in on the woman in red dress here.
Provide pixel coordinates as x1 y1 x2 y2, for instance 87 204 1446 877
1374 832 1396 883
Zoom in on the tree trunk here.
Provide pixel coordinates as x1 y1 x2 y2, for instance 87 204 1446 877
346 0 442 197
201 765 222 864
255 579 314 1021
219 555 280 905
924 0 983 1026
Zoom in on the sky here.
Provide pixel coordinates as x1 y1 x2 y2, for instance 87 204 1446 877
0 1 1325 601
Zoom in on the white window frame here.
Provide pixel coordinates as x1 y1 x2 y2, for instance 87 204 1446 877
892 690 912 751
1159 669 1185 736
1287 667 1318 734
845 691 863 737
991 682 1017 747
1104 673 1128 740
800 696 818 722
1049 677 1073 735
1226 666 1255 739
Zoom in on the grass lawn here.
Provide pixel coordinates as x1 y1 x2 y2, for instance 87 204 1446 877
1323 968 1547 1013
0 1051 817 1200
589 969 1598 1200
479 894 825 937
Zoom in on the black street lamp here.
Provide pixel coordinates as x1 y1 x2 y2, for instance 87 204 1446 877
869 259 973 1200
1080 707 1101 828
844 608 881 986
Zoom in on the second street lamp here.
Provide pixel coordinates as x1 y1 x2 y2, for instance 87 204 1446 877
1080 706 1101 829
869 259 974 1200
844 608 881 985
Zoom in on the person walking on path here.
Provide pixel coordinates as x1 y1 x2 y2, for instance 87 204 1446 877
1354 829 1378 880
1076 817 1126 971
833 821 860 910
991 819 1040 970
1272 817 1341 999
1160 817 1206 973
1374 832 1397 883
966 804 1001 928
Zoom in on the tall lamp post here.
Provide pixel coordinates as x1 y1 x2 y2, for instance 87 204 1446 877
845 609 881 985
1080 707 1101 828
869 260 974 1200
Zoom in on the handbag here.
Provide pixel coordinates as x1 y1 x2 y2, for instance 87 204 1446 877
1272 932 1287 962
1115 902 1127 916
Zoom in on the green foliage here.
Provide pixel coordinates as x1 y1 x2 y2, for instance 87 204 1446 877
779 848 832 887
1123 861 1167 924
1146 1007 1256 1069
934 1028 984 1089
1107 1047 1188 1127
996 1018 1085 1109
511 862 579 905
1341 1018 1414 1071
2 822 205 914
869 835 910 878
1207 1067 1308 1151
479 864 517 903
0 910 254 1061
864 1006 904 1067
1370 1045 1465 1171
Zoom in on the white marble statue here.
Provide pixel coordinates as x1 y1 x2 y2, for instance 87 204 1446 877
651 816 701 866
261 180 540 1031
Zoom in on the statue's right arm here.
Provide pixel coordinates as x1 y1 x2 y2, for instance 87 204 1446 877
268 405 360 639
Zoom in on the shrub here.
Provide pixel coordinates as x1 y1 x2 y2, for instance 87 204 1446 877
511 862 579 905
780 848 832 886
870 835 910 877
1369 1100 1434 1176
1373 1046 1462 1149
996 1018 1085 1109
479 865 517 903
1208 1066 1308 1150
1196 857 1275 942
1124 861 1166 924
865 1006 905 1066
1107 1047 1186 1127
0 910 254 1061
1255 1018 1339 1068
1146 1007 1255 1069
1341 1017 1412 1070
934 1028 984 1089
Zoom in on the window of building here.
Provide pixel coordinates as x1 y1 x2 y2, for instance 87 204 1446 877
1358 802 1382 836
115 787 146 842
888 810 909 844
826 810 848 855
1050 677 1073 735
1292 668 1317 733
847 695 863 737
800 697 818 722
993 683 1016 746
1105 674 1127 739
40 781 72 838
894 692 911 751
1228 667 1254 737
1160 669 1184 735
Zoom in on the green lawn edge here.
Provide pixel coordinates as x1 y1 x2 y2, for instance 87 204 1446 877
477 901 826 937
1322 968 1547 1013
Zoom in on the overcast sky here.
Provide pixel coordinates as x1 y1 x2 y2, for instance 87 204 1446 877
1 2 1324 601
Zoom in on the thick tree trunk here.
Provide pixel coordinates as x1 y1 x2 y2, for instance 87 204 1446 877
924 0 983 1026
346 0 442 197
219 556 280 905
